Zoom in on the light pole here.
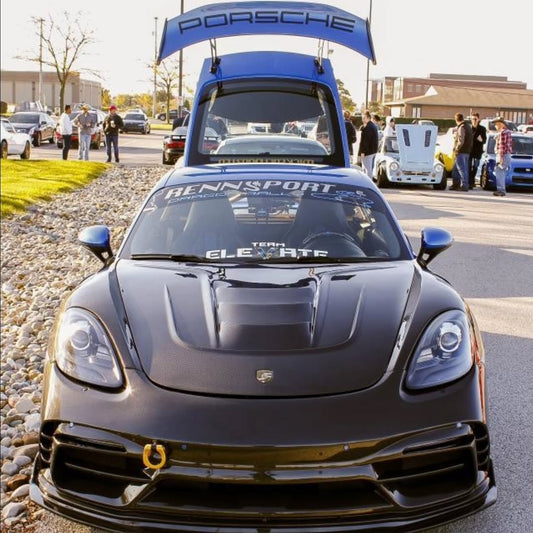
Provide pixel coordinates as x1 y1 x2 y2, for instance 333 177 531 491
38 17 44 107
153 17 158 118
178 0 184 118
364 0 373 110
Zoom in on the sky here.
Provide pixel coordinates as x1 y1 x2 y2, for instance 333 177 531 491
2 0 533 106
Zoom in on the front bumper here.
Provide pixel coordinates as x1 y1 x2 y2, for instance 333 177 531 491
123 124 146 133
31 366 496 532
387 170 444 185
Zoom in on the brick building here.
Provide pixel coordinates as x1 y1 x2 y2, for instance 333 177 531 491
0 70 102 112
371 74 532 123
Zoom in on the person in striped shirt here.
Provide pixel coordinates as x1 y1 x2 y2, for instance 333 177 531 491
493 117 512 197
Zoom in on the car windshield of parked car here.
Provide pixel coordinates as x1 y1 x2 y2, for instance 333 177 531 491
125 114 145 121
123 179 408 262
10 113 39 124
187 79 344 166
381 136 399 153
487 135 533 155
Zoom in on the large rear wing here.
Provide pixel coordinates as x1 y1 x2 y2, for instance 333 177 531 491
158 1 376 63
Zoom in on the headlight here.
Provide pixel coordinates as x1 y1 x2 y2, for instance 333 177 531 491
405 310 473 390
390 161 399 171
435 163 444 173
54 307 123 388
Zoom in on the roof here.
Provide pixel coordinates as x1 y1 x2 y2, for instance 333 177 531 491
387 85 533 109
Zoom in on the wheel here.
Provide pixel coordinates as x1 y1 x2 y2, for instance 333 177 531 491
433 169 447 190
57 141 63 149
1 140 7 159
376 165 389 188
20 142 31 160
33 132 41 147
49 133 56 144
480 165 493 190
91 134 101 150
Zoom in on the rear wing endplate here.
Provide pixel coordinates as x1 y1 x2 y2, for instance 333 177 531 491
158 1 376 64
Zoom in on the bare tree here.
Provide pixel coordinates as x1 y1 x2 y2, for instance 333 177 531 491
153 59 181 122
18 12 97 111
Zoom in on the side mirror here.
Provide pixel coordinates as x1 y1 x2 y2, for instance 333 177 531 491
416 227 453 267
78 225 113 264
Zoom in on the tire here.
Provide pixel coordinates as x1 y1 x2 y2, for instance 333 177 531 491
57 142 63 149
33 133 41 147
1 140 7 159
376 165 389 188
433 169 447 190
49 133 56 144
480 165 494 190
20 142 31 160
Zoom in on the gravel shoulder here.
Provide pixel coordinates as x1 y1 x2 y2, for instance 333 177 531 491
1 165 167 531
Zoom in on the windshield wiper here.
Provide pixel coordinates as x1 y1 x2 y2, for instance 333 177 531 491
262 256 380 264
130 253 215 263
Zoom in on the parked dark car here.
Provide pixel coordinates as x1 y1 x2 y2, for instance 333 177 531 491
162 126 219 165
9 111 57 146
121 112 151 134
57 110 105 150
157 109 177 121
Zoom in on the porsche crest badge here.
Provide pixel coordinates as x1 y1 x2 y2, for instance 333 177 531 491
256 369 274 384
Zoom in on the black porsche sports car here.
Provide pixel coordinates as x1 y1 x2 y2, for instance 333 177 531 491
31 165 495 532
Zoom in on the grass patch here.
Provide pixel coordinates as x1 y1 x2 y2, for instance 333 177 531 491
150 122 173 131
1 160 110 218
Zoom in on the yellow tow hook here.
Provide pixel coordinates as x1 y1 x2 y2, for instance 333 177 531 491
142 442 167 470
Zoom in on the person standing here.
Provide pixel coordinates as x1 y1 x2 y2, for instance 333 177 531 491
383 116 396 137
493 116 512 197
450 113 473 191
469 113 487 188
58 104 73 160
103 105 124 163
358 110 379 178
343 110 357 162
73 105 93 160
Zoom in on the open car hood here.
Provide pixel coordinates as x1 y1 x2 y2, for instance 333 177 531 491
396 125 439 172
117 261 415 397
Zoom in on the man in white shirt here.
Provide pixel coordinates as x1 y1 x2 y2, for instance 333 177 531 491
58 105 73 160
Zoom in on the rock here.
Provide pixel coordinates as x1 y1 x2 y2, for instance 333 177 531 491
14 397 34 414
1 501 27 519
11 483 30 499
13 455 32 467
24 413 41 433
12 443 39 460
1 462 20 476
6 473 30 492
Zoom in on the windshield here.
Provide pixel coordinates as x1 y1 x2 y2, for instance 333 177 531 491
487 135 533 155
125 114 145 120
381 136 399 154
122 178 408 263
187 79 344 166
10 113 39 124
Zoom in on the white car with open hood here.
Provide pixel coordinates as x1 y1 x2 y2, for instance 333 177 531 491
373 124 446 189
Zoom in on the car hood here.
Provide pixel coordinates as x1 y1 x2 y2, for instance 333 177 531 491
116 260 415 397
396 125 438 171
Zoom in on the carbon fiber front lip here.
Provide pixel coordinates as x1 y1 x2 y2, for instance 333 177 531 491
31 464 496 533
31 419 496 532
